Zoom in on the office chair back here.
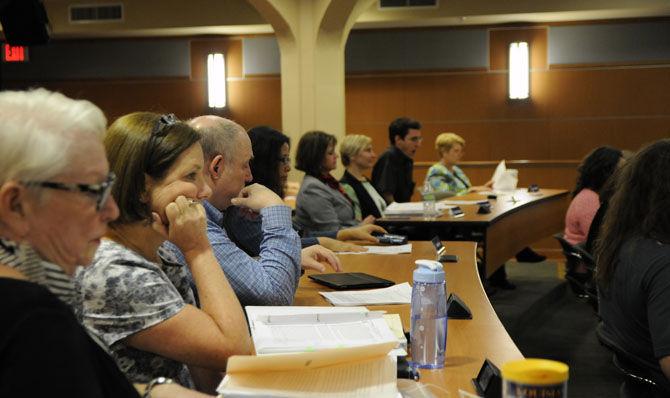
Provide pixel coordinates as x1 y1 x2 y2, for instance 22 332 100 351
553 233 583 270
553 233 596 305
596 323 667 398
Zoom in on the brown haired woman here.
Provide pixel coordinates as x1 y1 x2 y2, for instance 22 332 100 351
75 112 251 394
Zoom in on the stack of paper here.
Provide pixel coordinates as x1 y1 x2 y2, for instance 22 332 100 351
383 201 458 217
217 342 399 398
219 307 402 397
383 313 408 353
339 243 412 255
441 199 488 205
383 202 438 217
320 282 412 306
245 306 399 354
491 159 519 191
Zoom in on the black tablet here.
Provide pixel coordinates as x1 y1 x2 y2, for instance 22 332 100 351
308 272 395 290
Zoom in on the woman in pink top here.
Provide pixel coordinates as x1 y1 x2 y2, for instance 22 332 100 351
564 146 623 245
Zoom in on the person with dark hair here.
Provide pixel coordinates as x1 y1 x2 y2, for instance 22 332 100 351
245 126 387 253
248 125 291 198
564 146 623 245
294 131 372 234
584 149 633 254
372 117 422 204
75 112 252 393
597 139 670 393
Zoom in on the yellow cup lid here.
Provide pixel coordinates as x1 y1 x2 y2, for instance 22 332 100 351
501 359 569 385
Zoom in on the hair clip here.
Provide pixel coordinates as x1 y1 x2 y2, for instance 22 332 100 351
152 113 178 137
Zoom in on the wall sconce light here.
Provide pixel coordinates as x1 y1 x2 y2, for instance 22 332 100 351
207 53 227 108
508 42 529 100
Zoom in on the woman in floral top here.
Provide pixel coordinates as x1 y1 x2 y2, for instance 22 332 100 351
424 132 492 196
75 112 252 393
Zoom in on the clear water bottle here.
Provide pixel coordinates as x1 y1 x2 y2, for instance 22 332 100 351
410 259 447 369
422 181 437 218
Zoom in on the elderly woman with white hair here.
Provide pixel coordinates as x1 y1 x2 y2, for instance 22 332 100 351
0 89 211 397
339 134 387 220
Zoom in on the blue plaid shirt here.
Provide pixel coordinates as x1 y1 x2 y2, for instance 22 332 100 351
163 201 302 306
219 208 337 254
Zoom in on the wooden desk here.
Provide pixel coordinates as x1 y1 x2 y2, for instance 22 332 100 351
295 241 523 396
376 189 570 276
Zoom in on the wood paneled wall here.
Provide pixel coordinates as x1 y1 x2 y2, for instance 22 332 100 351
343 24 670 255
6 27 667 170
3 37 283 129
346 26 670 187
5 24 669 256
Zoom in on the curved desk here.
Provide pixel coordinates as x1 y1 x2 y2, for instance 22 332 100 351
294 241 523 396
377 189 570 276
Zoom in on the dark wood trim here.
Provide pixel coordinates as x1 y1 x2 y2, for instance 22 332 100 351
414 159 581 168
549 61 670 70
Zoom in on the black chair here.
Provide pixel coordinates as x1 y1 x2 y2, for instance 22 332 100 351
573 243 596 271
553 232 583 271
553 233 595 303
596 323 668 398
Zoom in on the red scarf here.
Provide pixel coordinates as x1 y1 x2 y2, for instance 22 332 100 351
318 173 353 205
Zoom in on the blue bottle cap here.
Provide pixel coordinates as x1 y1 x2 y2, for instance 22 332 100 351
413 260 445 283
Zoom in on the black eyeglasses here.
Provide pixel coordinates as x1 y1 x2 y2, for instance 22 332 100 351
279 156 291 165
23 172 116 211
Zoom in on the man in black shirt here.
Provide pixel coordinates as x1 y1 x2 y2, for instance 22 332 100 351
372 117 422 204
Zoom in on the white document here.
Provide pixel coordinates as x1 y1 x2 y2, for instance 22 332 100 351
491 159 507 185
491 160 519 192
320 282 412 306
436 202 458 210
339 243 412 255
383 202 444 217
217 342 399 398
440 199 485 206
245 306 398 354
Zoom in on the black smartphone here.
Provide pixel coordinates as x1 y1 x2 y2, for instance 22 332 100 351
431 237 459 263
374 233 408 245
451 206 464 218
528 184 540 193
439 254 459 262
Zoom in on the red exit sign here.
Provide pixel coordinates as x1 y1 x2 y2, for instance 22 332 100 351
2 44 28 63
